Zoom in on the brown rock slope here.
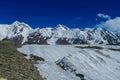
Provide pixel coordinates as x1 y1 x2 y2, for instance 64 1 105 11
0 41 43 80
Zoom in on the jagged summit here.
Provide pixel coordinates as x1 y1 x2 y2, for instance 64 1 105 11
11 21 33 30
0 21 119 45
12 21 21 25
54 24 69 31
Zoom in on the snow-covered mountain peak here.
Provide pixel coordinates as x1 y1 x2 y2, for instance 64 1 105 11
0 21 119 45
11 21 33 30
12 21 21 25
93 27 103 32
84 27 103 32
54 24 69 31
7 21 33 43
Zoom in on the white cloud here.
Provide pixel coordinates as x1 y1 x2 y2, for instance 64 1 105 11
97 17 120 32
97 13 111 20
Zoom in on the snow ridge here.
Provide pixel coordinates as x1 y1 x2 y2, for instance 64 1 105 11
0 21 119 45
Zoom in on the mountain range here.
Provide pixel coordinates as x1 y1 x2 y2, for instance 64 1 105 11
0 21 120 45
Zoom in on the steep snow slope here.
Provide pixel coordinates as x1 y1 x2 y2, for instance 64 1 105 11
18 45 120 80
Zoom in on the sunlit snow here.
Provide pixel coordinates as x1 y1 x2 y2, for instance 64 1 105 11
18 45 120 80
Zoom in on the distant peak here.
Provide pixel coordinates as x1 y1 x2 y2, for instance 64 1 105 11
93 27 103 31
55 24 69 30
13 21 21 24
12 21 24 26
56 24 64 27
85 27 103 31
11 21 33 30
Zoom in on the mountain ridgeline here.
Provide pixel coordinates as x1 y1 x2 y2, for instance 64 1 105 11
0 21 120 45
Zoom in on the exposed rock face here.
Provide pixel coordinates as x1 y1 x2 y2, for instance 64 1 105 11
56 57 77 73
73 38 87 44
56 57 85 80
0 21 120 45
26 32 48 44
56 38 71 45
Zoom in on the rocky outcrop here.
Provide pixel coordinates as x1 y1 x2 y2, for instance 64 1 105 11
56 57 85 80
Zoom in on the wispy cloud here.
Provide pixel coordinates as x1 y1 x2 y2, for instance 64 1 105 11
97 13 111 20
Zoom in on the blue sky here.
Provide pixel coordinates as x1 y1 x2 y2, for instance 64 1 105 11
0 0 120 29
